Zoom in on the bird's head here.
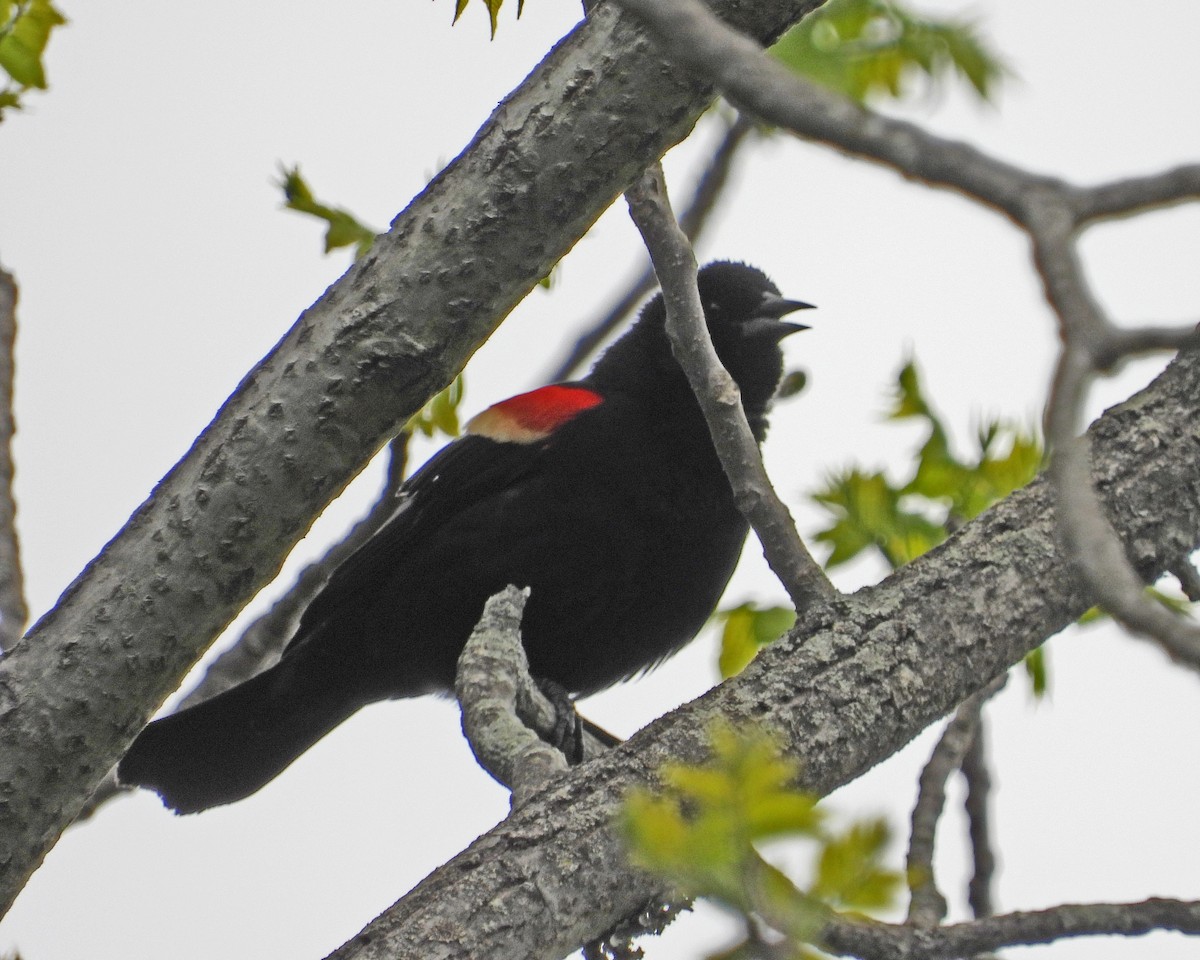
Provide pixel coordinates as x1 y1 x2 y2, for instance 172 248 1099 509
696 260 812 415
590 261 812 427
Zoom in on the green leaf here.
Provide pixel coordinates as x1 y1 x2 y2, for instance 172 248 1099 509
778 369 809 399
448 0 522 37
811 818 901 911
278 165 379 259
406 375 465 439
0 85 21 115
1148 584 1196 618
770 0 1006 106
622 722 902 951
810 357 1043 572
0 0 66 108
624 724 824 907
811 468 945 569
716 603 796 677
1022 645 1048 699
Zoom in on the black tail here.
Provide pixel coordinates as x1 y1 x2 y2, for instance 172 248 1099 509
118 659 361 814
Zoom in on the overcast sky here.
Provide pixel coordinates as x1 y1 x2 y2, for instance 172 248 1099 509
1 1 1199 958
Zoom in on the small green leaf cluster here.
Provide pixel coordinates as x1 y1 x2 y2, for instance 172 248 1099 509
451 0 525 39
278 165 379 260
716 359 1043 682
716 603 796 679
813 359 1043 571
0 0 65 120
624 724 900 957
771 0 1004 104
812 358 1047 691
406 376 465 440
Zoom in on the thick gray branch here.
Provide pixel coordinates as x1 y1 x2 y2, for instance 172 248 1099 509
322 332 1200 960
1047 347 1200 666
0 0 822 916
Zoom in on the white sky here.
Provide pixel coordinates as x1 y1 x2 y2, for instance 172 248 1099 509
1 1 1199 958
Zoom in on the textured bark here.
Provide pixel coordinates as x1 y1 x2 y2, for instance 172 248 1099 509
325 347 1200 959
0 265 24 653
0 0 820 916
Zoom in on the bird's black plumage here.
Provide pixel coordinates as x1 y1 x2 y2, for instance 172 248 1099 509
118 261 812 813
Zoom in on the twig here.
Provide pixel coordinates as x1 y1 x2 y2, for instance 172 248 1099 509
906 678 1004 929
961 715 996 921
624 165 836 613
1071 166 1200 223
0 265 25 653
822 897 1200 960
548 112 757 383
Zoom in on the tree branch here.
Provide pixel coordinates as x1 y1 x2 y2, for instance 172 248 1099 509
624 164 835 613
1071 165 1200 224
0 264 25 653
455 586 570 806
822 897 1200 959
961 715 996 922
1046 346 1200 667
0 0 824 916
547 111 757 382
905 679 1003 929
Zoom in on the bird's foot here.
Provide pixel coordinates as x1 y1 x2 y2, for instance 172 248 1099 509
534 677 585 764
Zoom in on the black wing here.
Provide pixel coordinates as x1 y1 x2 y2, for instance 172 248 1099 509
289 434 542 647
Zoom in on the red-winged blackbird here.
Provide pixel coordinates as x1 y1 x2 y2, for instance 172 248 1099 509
118 261 811 813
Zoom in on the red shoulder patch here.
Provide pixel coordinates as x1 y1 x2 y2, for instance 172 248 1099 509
465 385 604 444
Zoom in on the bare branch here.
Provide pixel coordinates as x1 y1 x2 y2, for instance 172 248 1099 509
1106 323 1200 361
612 0 1045 223
614 0 1200 234
547 112 757 383
961 716 996 921
1072 164 1200 224
455 586 570 807
906 679 1003 929
0 265 25 653
822 897 1200 959
624 164 836 613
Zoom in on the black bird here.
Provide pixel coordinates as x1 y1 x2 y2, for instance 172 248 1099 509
119 261 812 813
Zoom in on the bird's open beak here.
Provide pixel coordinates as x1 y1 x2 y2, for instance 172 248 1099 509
747 292 815 340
